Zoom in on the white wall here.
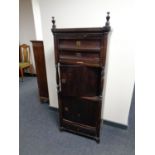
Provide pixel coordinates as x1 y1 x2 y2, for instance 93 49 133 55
36 0 134 126
19 0 36 72
31 0 43 40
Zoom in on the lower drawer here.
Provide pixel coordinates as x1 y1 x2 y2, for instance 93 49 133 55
62 119 97 137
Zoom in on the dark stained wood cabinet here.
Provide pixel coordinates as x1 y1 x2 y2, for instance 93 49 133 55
51 12 111 142
31 41 49 103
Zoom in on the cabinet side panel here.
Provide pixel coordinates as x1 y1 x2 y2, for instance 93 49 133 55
31 41 49 100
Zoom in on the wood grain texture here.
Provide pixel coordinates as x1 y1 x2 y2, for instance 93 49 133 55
31 41 49 103
52 14 111 142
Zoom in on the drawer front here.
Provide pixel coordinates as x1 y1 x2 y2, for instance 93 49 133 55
59 39 101 50
60 65 102 96
60 96 100 127
62 119 96 137
60 51 100 61
59 56 100 67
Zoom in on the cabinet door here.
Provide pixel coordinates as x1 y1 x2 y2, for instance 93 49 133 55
60 64 101 96
61 96 100 127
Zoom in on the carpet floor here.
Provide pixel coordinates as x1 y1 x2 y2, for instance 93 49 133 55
19 77 135 155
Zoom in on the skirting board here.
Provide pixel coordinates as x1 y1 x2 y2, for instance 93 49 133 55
103 120 128 129
49 107 128 129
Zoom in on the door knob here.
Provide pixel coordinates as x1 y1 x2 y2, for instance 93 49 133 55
76 41 81 47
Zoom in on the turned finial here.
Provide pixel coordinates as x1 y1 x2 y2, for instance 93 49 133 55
52 17 56 29
105 12 110 27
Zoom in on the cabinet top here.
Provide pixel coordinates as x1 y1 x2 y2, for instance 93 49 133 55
51 12 111 34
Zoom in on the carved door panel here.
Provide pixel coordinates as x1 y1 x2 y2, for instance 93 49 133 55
60 64 101 96
61 96 100 127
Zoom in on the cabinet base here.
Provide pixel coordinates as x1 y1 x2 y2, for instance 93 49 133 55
60 125 100 143
40 96 49 103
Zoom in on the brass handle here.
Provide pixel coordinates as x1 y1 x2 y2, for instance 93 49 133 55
76 61 84 64
76 41 81 47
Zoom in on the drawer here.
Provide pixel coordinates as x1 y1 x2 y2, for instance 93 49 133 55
59 50 100 67
60 96 101 127
59 56 100 67
59 55 100 67
60 51 100 59
59 39 101 51
62 119 96 137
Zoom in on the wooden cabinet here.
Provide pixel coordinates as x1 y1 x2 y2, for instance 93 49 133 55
31 41 49 103
51 12 111 142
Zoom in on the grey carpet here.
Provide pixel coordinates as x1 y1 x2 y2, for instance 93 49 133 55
19 77 135 155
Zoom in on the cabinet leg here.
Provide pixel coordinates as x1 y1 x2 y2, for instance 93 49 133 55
95 137 100 143
59 126 64 132
40 97 49 103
